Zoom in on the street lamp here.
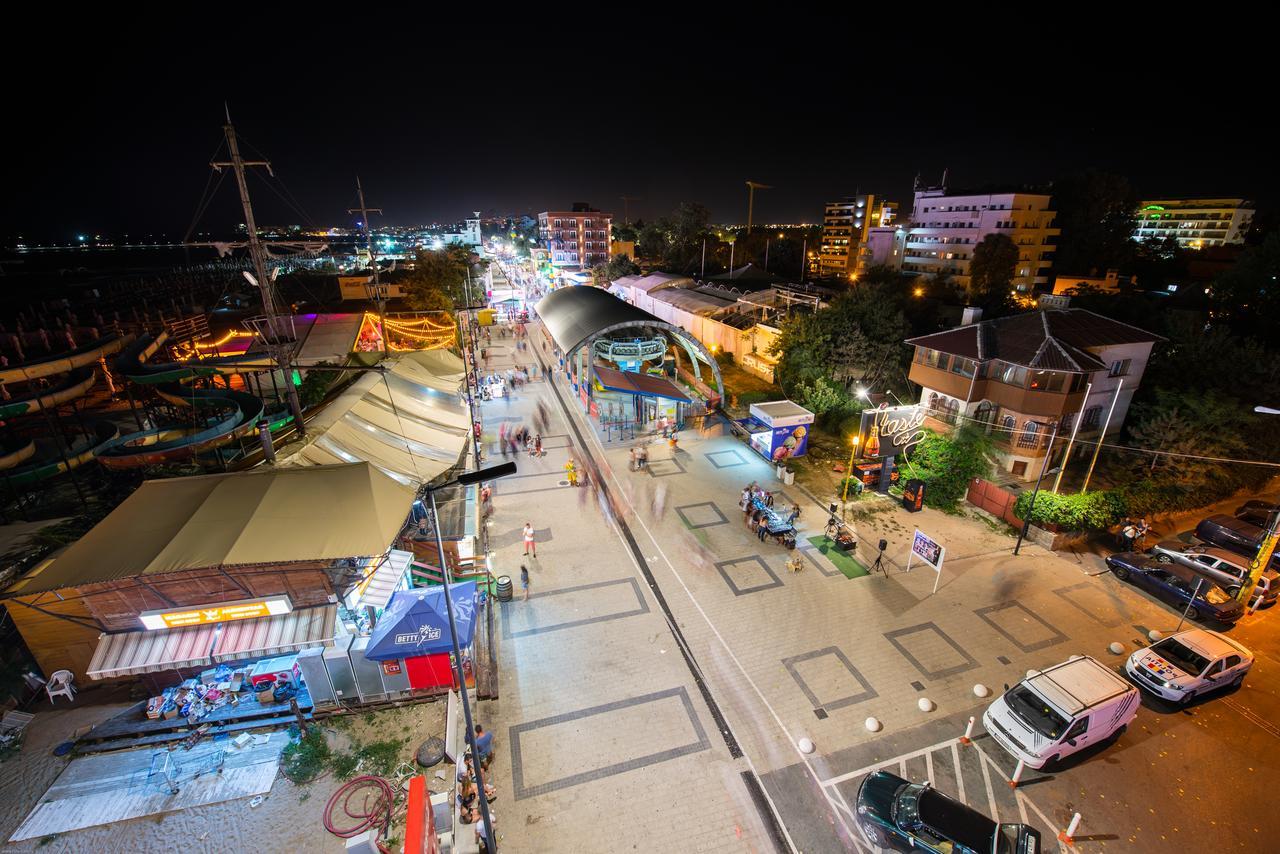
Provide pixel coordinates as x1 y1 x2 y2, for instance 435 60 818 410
425 460 516 853
842 436 861 505
1255 406 1280 415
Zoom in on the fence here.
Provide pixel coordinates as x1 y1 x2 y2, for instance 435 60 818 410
966 478 1022 529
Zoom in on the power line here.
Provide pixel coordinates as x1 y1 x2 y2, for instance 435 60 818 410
924 406 1280 469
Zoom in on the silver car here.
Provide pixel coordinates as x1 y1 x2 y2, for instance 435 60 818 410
1149 543 1278 605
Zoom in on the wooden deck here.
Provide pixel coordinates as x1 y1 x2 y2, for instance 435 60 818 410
76 686 313 753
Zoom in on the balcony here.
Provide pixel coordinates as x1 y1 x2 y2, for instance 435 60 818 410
909 362 1085 418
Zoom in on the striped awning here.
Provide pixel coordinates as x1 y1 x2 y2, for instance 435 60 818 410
351 550 412 612
211 605 338 664
86 623 217 680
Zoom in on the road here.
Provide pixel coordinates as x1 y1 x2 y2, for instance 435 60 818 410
482 286 1279 853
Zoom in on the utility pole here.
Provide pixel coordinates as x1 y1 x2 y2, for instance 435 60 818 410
212 107 306 437
1013 421 1061 556
350 177 387 358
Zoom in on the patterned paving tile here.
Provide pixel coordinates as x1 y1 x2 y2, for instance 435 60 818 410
675 501 729 530
884 622 979 680
714 555 783 596
782 646 878 711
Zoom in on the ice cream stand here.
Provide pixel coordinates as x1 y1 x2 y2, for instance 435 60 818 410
740 400 815 465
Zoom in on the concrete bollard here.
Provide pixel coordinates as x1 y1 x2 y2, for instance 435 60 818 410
973 683 991 698
1008 758 1025 789
865 717 882 733
1148 629 1163 643
960 715 976 745
1058 812 1082 845
1108 642 1125 655
798 737 815 754
917 697 935 712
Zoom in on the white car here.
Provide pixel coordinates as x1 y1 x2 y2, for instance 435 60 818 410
1125 629 1253 705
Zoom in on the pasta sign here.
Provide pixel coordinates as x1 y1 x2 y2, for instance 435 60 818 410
858 404 927 459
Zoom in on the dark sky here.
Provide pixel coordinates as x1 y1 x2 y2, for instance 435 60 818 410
4 26 1273 242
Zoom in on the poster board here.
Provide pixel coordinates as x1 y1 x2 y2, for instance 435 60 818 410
906 528 946 594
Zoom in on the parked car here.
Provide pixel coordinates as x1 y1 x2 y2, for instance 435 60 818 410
855 770 1041 853
1125 628 1253 706
1235 501 1278 527
1105 552 1245 624
1148 543 1279 605
1196 514 1274 560
983 655 1138 771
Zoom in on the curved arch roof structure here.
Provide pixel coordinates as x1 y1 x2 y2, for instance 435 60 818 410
538 285 670 354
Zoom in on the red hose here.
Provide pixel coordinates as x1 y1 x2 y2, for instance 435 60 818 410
323 775 395 839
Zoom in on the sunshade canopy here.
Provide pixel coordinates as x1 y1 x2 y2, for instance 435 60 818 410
537 285 667 355
14 462 415 596
364 582 478 661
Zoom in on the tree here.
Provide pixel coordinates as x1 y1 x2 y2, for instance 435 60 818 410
1126 389 1256 483
592 254 640 284
1049 170 1137 275
1215 231 1280 344
633 203 712 272
402 246 470 310
967 233 1019 314
906 426 993 511
613 221 639 243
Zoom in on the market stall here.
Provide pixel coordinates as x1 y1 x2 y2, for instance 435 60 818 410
739 400 814 464
362 583 480 692
741 488 797 549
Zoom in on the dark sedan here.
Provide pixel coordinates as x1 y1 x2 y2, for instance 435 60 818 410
855 770 1041 853
1106 552 1244 624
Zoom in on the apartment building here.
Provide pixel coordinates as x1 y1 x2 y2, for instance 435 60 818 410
905 306 1161 479
1133 198 1254 249
818 195 896 279
902 187 1059 292
538 203 614 269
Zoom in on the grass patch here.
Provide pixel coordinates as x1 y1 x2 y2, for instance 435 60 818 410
281 727 331 784
355 739 407 778
329 750 361 780
805 536 870 579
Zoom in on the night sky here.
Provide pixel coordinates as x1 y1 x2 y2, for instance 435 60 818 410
4 28 1273 242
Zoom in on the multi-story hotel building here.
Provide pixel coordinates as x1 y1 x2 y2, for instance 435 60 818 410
902 187 1059 292
905 306 1161 479
818 195 896 279
538 203 613 270
1133 198 1254 249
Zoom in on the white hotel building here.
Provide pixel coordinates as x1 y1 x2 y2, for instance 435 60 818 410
901 187 1060 292
1133 198 1254 250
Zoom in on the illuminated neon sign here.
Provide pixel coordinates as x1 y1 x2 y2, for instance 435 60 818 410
139 595 293 630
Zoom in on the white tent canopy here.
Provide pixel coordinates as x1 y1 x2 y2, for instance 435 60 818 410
283 350 469 486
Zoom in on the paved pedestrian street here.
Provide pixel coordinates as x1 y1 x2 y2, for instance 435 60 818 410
476 319 1280 853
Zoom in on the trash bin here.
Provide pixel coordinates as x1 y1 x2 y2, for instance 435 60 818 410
783 468 795 485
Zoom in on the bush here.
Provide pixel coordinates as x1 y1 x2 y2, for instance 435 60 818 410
1014 490 1127 530
281 727 331 783
738 391 775 407
906 427 992 512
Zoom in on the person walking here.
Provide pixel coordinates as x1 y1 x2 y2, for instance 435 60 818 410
630 447 638 471
757 514 769 542
523 522 537 557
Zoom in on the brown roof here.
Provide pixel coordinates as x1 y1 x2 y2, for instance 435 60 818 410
594 366 692 402
905 309 1162 372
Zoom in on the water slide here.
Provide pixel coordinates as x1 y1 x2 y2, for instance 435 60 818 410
95 333 289 469
0 336 126 485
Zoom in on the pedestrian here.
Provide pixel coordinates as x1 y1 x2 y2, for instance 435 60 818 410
787 505 800 525
1136 517 1151 551
757 514 769 542
638 445 648 469
1120 518 1138 552
523 522 536 557
475 724 494 767
630 447 638 471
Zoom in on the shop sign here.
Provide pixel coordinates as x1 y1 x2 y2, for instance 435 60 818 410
858 404 927 459
139 594 293 631
381 660 403 675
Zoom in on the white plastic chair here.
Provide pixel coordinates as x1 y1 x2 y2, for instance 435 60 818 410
46 670 76 703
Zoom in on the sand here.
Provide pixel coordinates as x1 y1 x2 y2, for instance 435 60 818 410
1 700 449 853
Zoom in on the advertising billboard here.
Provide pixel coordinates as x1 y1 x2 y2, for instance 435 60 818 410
858 404 927 459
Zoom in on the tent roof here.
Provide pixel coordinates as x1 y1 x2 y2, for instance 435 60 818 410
9 463 415 596
364 582 478 660
537 286 667 355
282 349 469 487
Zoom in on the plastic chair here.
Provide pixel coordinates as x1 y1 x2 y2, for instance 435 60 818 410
46 670 76 703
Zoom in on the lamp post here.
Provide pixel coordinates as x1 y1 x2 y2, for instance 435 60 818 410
1238 406 1280 604
425 460 517 854
842 436 861 507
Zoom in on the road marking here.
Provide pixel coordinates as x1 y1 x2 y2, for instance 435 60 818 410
925 750 934 785
950 742 966 804
979 746 999 822
1223 697 1280 739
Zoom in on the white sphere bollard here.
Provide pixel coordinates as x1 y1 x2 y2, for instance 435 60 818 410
918 697 935 712
865 717 882 732
798 737 815 754
1148 629 1163 642
1108 642 1125 655
973 684 991 698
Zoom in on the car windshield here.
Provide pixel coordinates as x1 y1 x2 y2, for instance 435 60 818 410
1005 685 1069 739
1202 584 1232 605
1151 638 1211 676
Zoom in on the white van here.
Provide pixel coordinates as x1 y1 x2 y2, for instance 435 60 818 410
983 655 1139 770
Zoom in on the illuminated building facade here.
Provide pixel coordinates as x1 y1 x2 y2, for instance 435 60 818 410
539 203 613 270
903 187 1059 292
1133 198 1254 249
818 195 897 279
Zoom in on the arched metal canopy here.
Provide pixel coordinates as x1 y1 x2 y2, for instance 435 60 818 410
536 286 723 403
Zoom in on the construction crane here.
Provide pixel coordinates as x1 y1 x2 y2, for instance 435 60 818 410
745 181 773 233
619 196 642 224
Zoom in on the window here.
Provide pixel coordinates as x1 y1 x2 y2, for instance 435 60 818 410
1082 406 1102 430
1109 359 1132 377
996 362 1028 388
950 357 975 378
1017 421 1042 449
1001 415 1016 435
1223 655 1242 669
1063 717 1089 742
1061 412 1074 433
